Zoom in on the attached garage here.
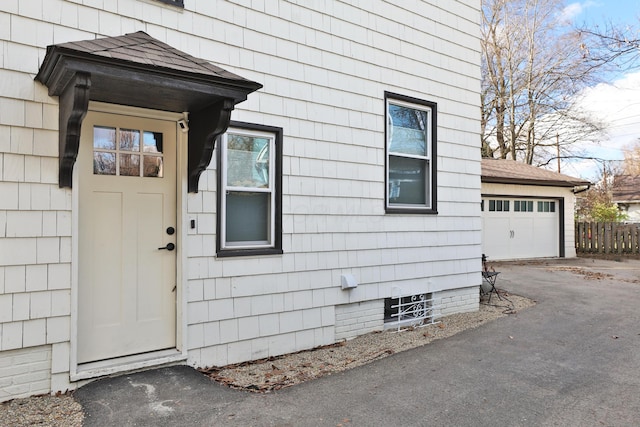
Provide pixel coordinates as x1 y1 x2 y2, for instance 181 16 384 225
481 159 590 261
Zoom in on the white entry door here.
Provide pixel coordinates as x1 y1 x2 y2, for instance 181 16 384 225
77 111 177 364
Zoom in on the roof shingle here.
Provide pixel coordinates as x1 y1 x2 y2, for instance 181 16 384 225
54 31 253 83
482 158 590 187
613 175 640 202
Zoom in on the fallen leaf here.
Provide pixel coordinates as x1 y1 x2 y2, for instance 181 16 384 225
437 323 446 329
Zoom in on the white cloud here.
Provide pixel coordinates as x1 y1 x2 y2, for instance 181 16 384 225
559 1 598 24
564 70 640 180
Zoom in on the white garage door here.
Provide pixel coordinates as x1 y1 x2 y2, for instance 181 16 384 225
482 198 559 260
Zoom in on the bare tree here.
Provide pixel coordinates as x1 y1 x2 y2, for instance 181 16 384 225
578 21 640 71
481 0 606 165
621 140 640 175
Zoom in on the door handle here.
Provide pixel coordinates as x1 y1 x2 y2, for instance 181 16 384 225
158 243 175 251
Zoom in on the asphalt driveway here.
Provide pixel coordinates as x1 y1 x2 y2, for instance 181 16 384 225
74 257 640 426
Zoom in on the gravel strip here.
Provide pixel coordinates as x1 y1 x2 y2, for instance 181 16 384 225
202 292 535 392
0 291 533 425
0 394 83 427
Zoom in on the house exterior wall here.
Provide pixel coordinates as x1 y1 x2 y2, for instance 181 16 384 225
481 182 578 258
618 203 640 222
0 0 482 400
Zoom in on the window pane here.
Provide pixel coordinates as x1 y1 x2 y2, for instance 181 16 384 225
227 134 270 188
527 201 533 212
388 104 428 157
119 154 140 176
496 200 503 211
143 155 163 177
94 152 116 175
489 200 495 211
514 201 520 212
388 156 427 205
504 201 510 211
550 202 555 212
94 126 116 150
119 129 140 152
143 131 162 153
226 192 270 243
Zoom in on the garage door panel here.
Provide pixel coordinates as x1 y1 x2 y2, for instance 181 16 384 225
482 197 560 260
532 216 558 258
482 217 511 260
510 217 534 259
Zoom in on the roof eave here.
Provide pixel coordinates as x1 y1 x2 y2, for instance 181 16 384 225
481 176 590 188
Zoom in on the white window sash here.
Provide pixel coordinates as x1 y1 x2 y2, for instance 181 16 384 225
386 99 433 209
221 128 276 249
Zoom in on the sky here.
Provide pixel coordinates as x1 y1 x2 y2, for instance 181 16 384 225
557 1 640 181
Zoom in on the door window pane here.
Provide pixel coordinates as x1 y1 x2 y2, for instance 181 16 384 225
144 131 162 153
120 154 140 176
93 126 164 178
119 129 140 151
94 152 116 175
94 126 116 149
143 156 163 177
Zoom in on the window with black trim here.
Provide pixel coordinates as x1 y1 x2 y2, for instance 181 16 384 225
154 0 184 7
217 122 282 257
385 92 437 213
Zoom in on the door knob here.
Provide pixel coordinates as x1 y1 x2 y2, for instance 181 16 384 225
158 243 175 251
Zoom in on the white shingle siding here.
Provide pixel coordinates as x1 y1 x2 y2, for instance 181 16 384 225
0 0 481 399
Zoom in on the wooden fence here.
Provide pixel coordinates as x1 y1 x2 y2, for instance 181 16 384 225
575 222 640 254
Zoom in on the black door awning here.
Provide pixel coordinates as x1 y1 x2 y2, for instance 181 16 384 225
35 31 262 192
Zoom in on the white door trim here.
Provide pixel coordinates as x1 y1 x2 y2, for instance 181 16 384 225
69 102 189 380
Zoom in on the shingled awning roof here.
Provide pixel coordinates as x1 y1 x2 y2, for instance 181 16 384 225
612 175 640 202
35 31 262 192
36 31 261 112
482 159 591 188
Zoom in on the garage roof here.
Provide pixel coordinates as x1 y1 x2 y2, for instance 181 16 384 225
482 159 591 188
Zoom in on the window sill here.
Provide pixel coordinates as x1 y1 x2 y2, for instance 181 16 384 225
385 207 438 215
217 248 283 258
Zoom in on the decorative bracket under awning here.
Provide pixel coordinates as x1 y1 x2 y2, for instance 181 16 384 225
35 31 262 192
